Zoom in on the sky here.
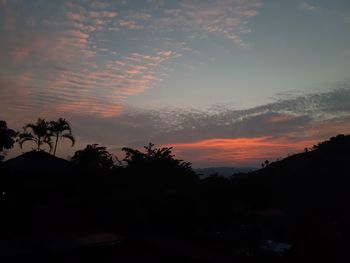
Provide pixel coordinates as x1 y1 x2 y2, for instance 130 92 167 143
1 0 350 167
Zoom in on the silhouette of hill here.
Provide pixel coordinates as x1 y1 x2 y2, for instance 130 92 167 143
195 166 256 177
227 134 350 261
245 134 350 212
1 151 74 221
3 150 73 176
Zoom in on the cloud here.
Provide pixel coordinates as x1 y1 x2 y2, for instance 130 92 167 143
1 48 180 117
0 1 182 117
1 1 348 166
298 2 319 13
90 1 112 10
169 137 315 166
150 0 262 47
0 0 262 119
57 85 350 166
65 0 261 46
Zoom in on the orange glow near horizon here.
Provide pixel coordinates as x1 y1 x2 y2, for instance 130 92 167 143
169 137 317 167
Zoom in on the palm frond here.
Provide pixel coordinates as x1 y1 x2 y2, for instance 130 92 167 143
62 133 75 146
18 132 36 149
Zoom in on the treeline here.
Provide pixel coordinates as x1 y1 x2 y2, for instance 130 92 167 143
0 118 74 159
0 118 271 261
1 118 350 262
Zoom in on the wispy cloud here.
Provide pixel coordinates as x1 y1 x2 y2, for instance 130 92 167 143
298 2 319 13
150 0 262 47
0 1 182 117
0 0 262 119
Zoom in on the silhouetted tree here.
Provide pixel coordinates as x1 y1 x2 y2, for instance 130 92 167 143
122 143 197 188
19 118 52 152
261 159 270 168
0 120 17 161
123 143 193 171
71 144 115 172
49 118 75 156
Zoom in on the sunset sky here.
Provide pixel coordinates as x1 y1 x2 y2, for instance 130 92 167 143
1 0 350 167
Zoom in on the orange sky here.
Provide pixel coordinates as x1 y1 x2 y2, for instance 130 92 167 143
168 136 317 167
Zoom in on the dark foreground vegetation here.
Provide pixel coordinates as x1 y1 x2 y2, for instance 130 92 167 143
1 119 350 262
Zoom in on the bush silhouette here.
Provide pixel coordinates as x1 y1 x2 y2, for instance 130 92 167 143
0 120 17 161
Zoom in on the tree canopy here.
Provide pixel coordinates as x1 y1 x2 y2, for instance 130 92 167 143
19 118 52 152
71 144 116 172
122 143 198 188
49 118 75 156
0 120 17 161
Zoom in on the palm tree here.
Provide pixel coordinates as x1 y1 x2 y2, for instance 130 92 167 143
19 118 52 152
49 118 75 156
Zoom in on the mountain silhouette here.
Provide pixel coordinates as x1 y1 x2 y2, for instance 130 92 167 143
245 134 350 212
229 134 350 261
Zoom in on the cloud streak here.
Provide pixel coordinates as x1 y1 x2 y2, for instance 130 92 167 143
0 1 183 117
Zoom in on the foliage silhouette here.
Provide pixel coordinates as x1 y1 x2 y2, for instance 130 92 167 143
123 143 193 171
71 144 116 172
0 120 17 161
122 143 198 190
19 118 52 152
49 118 75 156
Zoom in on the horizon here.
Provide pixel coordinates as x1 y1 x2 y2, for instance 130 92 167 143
1 135 330 169
1 0 350 167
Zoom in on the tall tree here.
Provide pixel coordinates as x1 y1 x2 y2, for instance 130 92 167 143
49 118 75 156
19 118 52 152
0 120 17 161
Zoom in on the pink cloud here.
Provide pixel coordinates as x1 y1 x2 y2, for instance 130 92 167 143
243 9 258 17
20 48 181 116
66 12 85 22
142 74 158 80
12 47 31 63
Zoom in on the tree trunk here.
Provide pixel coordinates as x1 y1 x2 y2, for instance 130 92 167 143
37 136 41 151
53 134 59 156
